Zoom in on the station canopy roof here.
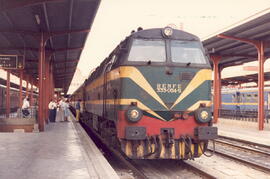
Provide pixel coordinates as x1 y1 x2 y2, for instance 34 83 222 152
203 8 270 69
0 0 100 93
221 71 270 86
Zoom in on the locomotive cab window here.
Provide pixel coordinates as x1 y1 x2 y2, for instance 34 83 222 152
128 39 166 62
170 40 207 65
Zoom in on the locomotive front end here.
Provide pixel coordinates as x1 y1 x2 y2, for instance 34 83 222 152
117 27 217 159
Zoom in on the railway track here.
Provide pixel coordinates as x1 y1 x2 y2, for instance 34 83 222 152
70 107 216 178
208 136 270 173
80 122 216 178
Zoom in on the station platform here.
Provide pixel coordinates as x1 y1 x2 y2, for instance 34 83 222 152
0 117 119 179
215 118 270 146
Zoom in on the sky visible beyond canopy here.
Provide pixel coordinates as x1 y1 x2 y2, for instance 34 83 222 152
68 0 270 94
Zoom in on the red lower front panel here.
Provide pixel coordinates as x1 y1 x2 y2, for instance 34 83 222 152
117 110 207 139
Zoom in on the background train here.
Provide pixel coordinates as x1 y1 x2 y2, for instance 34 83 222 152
71 27 217 160
219 87 270 120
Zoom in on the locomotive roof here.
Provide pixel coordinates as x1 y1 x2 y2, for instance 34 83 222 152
130 28 200 41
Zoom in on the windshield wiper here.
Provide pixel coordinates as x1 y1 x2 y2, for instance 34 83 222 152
147 60 152 65
186 62 191 67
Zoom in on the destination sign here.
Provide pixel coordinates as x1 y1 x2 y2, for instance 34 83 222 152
0 55 24 69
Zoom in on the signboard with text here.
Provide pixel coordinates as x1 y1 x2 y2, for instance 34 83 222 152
0 55 24 69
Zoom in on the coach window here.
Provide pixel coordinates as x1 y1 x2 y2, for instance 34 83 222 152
128 39 166 62
247 94 252 102
236 92 241 102
254 94 258 102
241 94 245 102
246 94 251 102
232 94 236 102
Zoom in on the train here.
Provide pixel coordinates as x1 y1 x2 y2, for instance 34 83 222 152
219 87 270 119
71 27 217 160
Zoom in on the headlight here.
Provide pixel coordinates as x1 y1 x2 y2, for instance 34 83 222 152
163 27 173 37
195 108 212 123
130 109 139 119
126 106 143 123
200 111 209 120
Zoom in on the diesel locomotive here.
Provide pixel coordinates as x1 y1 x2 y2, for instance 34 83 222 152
72 27 217 160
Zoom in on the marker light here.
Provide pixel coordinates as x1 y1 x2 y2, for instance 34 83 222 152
200 111 209 120
126 106 143 123
195 108 212 123
130 109 139 119
163 27 173 37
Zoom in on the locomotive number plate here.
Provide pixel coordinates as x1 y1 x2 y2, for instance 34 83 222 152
156 83 181 93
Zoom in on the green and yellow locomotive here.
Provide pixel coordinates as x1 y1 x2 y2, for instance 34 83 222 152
73 27 217 160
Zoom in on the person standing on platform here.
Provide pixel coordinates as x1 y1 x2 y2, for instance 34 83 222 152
57 97 65 122
64 98 70 122
22 97 30 117
55 98 60 122
75 99 81 122
48 99 57 122
53 99 57 122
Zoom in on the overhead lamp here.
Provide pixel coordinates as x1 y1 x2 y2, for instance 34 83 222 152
35 14 40 25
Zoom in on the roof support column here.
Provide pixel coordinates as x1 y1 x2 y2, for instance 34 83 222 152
42 48 47 124
218 67 223 108
211 55 222 123
6 70 10 118
19 70 23 108
38 32 45 131
44 58 50 123
257 41 265 130
218 34 265 130
26 75 29 97
30 80 34 106
50 62 54 100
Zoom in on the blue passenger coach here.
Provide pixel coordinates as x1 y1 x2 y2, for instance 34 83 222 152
218 87 270 119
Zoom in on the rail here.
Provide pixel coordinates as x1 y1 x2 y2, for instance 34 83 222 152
208 136 270 173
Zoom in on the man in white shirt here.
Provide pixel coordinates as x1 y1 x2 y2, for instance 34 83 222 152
48 99 57 122
22 97 30 117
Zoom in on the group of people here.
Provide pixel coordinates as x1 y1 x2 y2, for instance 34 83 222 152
48 97 70 123
21 95 80 122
